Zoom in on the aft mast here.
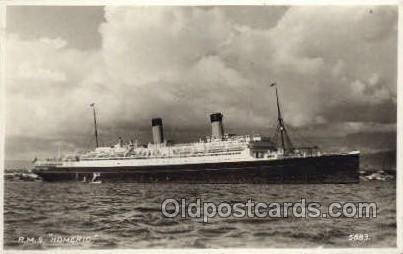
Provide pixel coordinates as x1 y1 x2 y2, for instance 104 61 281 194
90 103 99 148
270 83 294 154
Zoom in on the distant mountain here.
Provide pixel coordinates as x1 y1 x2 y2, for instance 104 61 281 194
360 150 396 171
4 160 32 172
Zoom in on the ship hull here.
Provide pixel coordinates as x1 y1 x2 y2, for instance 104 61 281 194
32 153 359 184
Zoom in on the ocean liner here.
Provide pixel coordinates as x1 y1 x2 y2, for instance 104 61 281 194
32 84 360 183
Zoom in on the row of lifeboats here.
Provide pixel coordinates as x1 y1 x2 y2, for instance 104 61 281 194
84 145 247 159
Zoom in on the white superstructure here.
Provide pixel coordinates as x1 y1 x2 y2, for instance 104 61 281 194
34 134 279 168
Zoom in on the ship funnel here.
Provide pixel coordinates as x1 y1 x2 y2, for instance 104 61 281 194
152 118 164 144
210 113 224 139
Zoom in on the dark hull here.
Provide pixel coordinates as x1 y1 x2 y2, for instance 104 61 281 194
32 154 359 184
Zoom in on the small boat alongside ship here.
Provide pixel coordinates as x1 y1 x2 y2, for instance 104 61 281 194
32 84 360 184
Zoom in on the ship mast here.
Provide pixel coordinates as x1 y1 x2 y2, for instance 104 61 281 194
270 83 294 154
90 103 99 148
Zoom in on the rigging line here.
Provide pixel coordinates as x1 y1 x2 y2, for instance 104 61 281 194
83 112 95 151
284 123 313 147
269 122 277 140
272 125 280 146
280 123 316 150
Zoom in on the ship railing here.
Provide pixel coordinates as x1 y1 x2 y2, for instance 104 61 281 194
278 150 358 159
80 150 247 161
34 161 63 166
79 140 249 157
80 145 248 159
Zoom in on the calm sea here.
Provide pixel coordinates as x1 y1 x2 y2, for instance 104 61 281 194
4 180 396 249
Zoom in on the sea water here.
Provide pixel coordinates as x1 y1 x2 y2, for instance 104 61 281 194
4 180 396 249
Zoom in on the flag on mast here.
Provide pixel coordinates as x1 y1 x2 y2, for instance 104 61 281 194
270 82 277 87
90 103 95 107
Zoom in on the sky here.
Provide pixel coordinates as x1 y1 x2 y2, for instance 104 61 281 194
5 5 397 160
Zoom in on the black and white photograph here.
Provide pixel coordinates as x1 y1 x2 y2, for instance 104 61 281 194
2 2 399 250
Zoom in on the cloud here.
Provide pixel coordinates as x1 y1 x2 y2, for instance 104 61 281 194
17 62 67 82
5 34 102 138
5 6 397 159
39 37 68 49
221 6 397 126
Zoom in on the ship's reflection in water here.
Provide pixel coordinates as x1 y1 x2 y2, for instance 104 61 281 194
4 181 395 249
